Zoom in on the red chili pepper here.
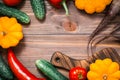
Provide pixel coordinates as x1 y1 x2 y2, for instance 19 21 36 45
48 0 69 15
7 48 46 80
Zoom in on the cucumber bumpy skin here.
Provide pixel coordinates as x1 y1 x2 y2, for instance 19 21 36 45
35 59 68 80
0 55 13 79
0 3 30 24
30 0 46 20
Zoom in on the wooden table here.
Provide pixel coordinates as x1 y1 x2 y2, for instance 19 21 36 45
2 0 120 78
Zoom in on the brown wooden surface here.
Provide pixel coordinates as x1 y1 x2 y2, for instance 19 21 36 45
1 0 120 78
51 48 120 71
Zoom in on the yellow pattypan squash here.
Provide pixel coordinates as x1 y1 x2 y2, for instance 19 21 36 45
0 16 23 48
87 58 120 80
75 0 112 14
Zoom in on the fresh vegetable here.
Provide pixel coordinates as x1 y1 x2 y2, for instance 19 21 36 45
7 48 46 80
0 76 6 80
87 58 120 80
88 0 120 53
48 0 69 15
0 3 30 24
0 16 23 48
35 59 68 80
30 0 46 20
69 67 87 80
0 54 13 79
2 0 22 6
75 0 112 14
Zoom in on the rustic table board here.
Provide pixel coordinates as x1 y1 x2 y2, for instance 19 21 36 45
1 0 120 78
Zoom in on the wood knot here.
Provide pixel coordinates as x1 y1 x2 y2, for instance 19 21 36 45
62 20 77 31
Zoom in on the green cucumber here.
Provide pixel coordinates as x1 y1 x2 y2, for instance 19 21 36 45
30 0 46 20
0 55 13 79
0 3 30 24
35 59 68 80
0 76 6 80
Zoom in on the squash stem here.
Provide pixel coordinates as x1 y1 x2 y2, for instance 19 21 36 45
62 0 69 15
103 74 107 80
1 31 6 36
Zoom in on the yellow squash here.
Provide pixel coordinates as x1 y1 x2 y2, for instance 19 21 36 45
87 58 120 80
75 0 112 14
0 16 23 48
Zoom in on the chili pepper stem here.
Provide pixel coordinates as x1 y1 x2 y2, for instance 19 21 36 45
62 0 69 15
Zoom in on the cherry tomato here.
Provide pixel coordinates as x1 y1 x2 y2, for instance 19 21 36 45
2 0 22 6
69 67 87 80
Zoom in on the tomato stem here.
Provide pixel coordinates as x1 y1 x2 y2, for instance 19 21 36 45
78 73 83 79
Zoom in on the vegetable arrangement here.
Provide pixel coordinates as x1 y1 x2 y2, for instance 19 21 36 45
0 0 113 22
0 0 70 22
0 0 120 80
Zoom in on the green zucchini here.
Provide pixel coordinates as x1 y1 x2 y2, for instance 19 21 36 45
0 3 30 24
0 55 13 79
30 0 46 20
35 59 68 80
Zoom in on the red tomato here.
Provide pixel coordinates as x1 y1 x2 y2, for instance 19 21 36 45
69 67 87 80
2 0 22 6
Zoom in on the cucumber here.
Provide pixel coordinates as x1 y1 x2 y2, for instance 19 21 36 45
35 59 68 80
30 0 46 20
0 3 30 24
0 76 6 80
0 55 13 79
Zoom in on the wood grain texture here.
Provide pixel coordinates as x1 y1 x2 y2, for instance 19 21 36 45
1 0 120 79
51 48 120 71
